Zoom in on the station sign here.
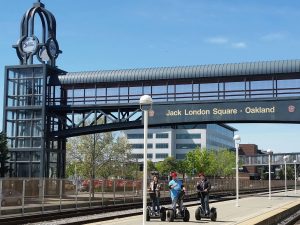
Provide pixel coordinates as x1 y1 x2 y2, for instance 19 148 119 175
148 98 300 124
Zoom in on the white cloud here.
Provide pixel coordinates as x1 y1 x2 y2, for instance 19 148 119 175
206 37 228 44
206 36 247 49
261 33 285 41
231 42 247 49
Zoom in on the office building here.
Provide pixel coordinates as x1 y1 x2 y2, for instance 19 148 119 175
124 124 236 162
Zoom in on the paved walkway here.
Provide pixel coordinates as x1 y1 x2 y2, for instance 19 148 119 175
86 190 300 225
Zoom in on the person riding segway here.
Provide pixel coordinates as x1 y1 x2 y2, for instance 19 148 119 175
166 171 190 222
146 175 166 221
195 172 217 221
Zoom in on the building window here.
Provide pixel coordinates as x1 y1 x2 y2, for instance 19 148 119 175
132 154 152 159
127 133 153 139
176 133 201 139
156 133 169 139
176 144 200 149
132 154 143 159
131 144 153 149
156 143 169 149
156 154 168 159
16 151 30 161
132 144 143 149
176 154 186 160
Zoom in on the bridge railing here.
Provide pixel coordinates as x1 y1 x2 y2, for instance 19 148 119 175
0 177 296 218
50 78 300 106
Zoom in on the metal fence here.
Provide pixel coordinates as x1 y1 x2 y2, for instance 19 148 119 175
0 178 296 218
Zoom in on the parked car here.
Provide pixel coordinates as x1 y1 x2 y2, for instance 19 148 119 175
0 189 22 206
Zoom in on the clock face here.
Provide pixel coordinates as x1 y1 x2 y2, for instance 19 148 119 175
49 39 57 57
22 36 38 53
47 38 59 58
39 46 50 62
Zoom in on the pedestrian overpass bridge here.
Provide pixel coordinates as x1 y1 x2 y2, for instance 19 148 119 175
240 152 300 166
46 59 300 138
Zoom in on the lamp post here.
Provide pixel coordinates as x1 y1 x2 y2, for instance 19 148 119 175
139 95 153 225
267 149 273 200
283 155 288 196
294 160 297 194
233 134 241 207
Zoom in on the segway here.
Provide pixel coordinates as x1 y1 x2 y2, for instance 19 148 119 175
166 190 190 222
146 192 166 221
195 191 217 221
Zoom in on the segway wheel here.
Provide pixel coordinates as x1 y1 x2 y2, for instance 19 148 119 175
210 208 217 221
167 209 175 222
183 209 190 222
195 207 201 220
160 207 166 221
146 208 150 221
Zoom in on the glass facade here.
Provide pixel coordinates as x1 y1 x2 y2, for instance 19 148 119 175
131 143 153 149
176 144 200 149
206 124 235 150
127 133 153 139
156 133 169 139
132 154 153 159
176 133 201 139
5 67 44 177
156 153 169 159
156 143 169 149
6 68 44 150
176 154 186 160
4 65 66 178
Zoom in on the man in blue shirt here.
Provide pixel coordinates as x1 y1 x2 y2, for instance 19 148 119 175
168 171 183 213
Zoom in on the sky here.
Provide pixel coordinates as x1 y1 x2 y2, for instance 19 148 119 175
0 0 300 153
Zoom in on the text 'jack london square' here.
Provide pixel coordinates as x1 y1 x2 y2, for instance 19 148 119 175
148 98 300 125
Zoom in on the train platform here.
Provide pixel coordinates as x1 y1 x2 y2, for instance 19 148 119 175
86 190 300 225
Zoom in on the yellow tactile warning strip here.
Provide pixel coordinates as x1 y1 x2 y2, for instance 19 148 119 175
238 200 300 225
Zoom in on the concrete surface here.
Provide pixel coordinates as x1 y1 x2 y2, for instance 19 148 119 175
86 190 300 225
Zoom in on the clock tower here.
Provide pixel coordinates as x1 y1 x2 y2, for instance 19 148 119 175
3 1 66 178
13 0 61 66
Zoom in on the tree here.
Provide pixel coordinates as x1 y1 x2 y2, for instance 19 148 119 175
215 149 236 178
278 165 294 180
183 148 235 178
147 160 156 173
0 132 9 177
66 133 132 179
177 160 188 179
106 136 132 178
185 147 213 176
156 157 177 176
122 162 140 179
207 150 218 176
184 148 201 176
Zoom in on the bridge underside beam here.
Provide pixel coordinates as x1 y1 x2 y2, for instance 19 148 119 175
49 120 144 138
47 104 144 138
